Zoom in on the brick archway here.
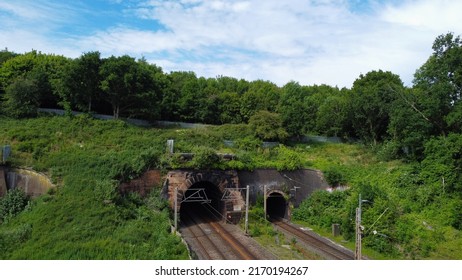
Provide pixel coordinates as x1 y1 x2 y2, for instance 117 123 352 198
165 170 244 224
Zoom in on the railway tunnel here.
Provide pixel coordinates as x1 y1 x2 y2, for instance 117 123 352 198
165 169 329 225
266 191 287 219
179 181 224 223
165 170 245 225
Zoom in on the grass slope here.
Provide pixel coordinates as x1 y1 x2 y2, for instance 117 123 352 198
0 115 188 259
1 115 461 259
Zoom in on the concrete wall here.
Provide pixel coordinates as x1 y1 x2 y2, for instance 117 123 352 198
237 168 329 207
1 167 55 198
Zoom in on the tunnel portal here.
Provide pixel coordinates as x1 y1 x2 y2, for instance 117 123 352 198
180 181 224 223
166 170 244 224
165 169 328 224
266 191 287 219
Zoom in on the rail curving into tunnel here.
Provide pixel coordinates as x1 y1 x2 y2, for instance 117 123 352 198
266 191 287 220
179 181 224 224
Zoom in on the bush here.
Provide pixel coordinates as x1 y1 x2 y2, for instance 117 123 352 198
275 145 302 171
235 136 262 151
94 179 118 203
249 110 288 142
293 190 348 228
323 166 346 187
2 77 39 118
189 146 221 169
0 189 30 223
0 224 32 253
375 140 401 161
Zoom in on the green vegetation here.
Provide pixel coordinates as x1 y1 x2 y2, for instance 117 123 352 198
0 115 308 259
0 189 30 223
1 33 461 162
0 116 189 259
0 32 461 259
292 141 462 259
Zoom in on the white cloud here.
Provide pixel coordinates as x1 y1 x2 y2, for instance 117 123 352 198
0 0 79 27
0 0 84 56
381 0 462 32
1 0 461 88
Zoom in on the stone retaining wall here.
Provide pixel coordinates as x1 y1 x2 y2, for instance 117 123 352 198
0 167 55 197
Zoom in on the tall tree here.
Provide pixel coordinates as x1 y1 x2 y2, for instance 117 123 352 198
350 70 404 144
249 110 288 142
278 81 311 138
388 87 433 158
100 55 157 119
0 51 39 93
218 91 243 124
305 84 342 134
215 75 249 95
65 52 102 112
2 76 39 118
0 48 17 67
240 80 280 122
316 89 350 137
413 32 462 135
136 59 165 121
0 51 70 110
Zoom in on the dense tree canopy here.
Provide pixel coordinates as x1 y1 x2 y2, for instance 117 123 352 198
65 51 103 113
0 32 461 160
350 70 404 144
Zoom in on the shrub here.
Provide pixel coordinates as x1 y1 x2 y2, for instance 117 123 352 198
249 110 288 142
189 146 221 170
2 77 39 118
0 189 30 223
94 179 119 203
235 136 262 151
293 190 348 228
323 166 346 187
275 145 302 171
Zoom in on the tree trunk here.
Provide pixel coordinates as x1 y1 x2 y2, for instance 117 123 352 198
88 96 92 113
113 105 120 119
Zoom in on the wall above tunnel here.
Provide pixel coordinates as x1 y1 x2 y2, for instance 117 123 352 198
237 168 329 207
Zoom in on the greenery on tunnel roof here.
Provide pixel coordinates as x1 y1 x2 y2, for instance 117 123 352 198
0 115 462 259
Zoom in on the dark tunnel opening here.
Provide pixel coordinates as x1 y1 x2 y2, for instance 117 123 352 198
180 181 224 225
266 192 287 220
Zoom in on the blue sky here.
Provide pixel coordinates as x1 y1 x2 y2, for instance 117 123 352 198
0 0 461 88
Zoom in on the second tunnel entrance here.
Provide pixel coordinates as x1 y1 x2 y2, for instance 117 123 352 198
266 191 287 220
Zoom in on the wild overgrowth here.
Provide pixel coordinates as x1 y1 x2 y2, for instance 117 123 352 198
0 115 305 259
1 115 462 259
293 141 462 259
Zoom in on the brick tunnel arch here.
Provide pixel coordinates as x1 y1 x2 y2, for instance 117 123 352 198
180 180 225 223
266 190 287 220
166 170 244 224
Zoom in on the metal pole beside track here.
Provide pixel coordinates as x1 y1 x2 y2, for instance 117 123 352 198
174 187 178 233
355 194 362 260
263 185 267 220
245 185 250 234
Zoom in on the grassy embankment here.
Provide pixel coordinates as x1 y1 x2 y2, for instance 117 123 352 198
1 115 461 259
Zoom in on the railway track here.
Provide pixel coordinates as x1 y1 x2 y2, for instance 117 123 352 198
271 219 355 260
181 214 225 259
208 219 256 260
180 204 258 260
